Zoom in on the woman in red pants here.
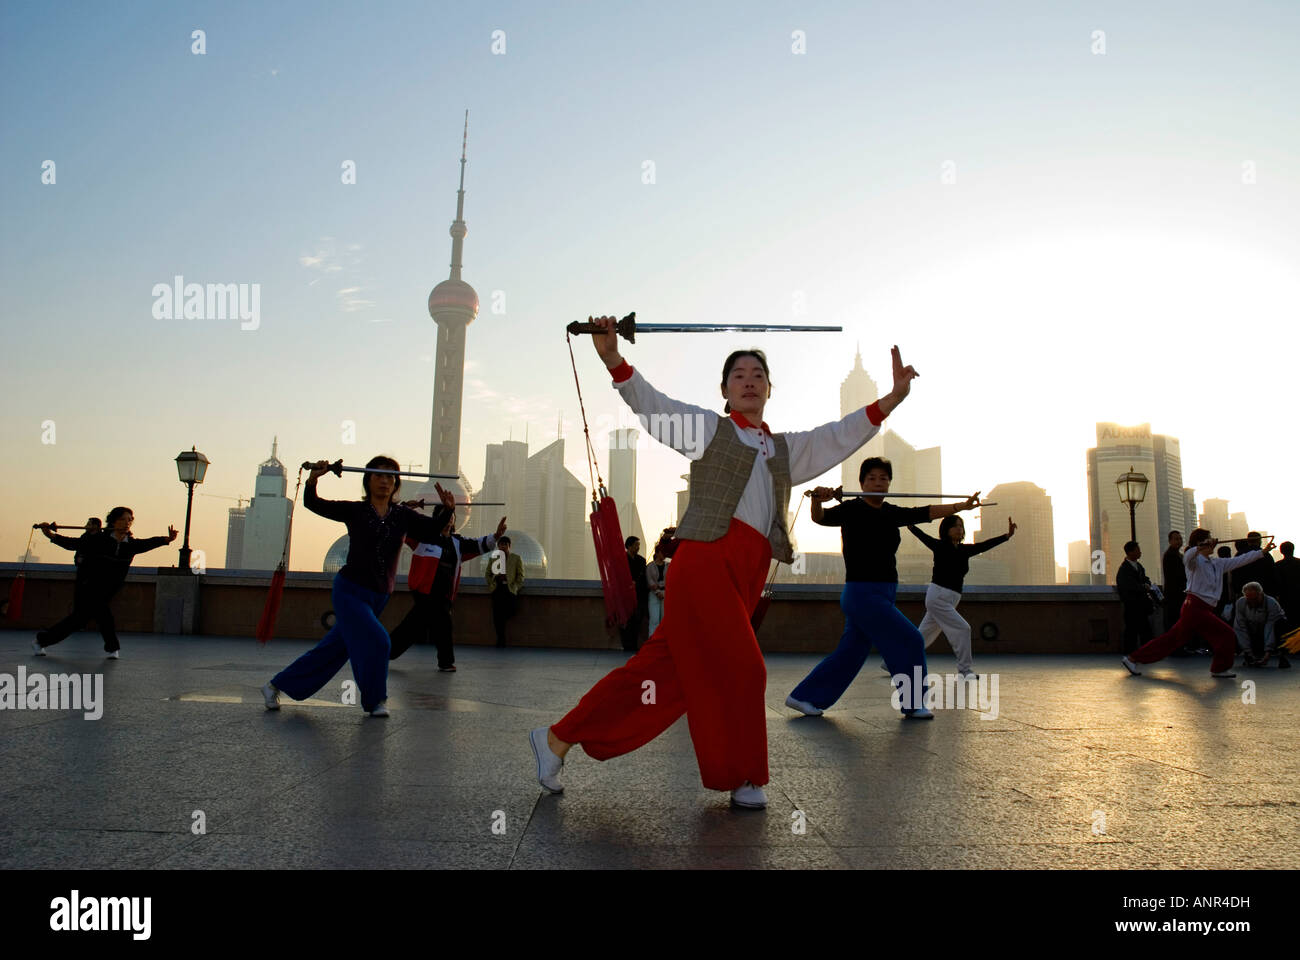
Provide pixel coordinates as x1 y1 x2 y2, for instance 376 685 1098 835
529 316 918 808
1122 528 1265 678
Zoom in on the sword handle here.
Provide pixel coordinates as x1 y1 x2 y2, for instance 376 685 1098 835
300 459 344 477
566 312 637 343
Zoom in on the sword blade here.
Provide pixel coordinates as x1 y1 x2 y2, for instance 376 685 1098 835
635 323 842 334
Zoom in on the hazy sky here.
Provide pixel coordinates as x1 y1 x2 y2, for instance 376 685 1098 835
2 0 1297 573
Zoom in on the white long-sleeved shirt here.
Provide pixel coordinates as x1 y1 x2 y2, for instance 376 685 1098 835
1184 546 1262 606
610 363 884 538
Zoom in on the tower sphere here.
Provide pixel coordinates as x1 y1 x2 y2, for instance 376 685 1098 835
428 279 479 319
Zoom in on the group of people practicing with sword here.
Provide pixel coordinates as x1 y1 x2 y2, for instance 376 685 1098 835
28 310 1277 812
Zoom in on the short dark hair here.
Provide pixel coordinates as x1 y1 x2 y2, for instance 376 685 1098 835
1188 528 1212 548
1217 546 1232 558
1247 531 1261 540
1123 540 1139 554
105 506 132 526
625 536 640 548
1167 530 1181 542
1281 541 1294 557
361 455 401 498
859 457 893 482
86 517 102 529
720 350 770 413
498 535 511 547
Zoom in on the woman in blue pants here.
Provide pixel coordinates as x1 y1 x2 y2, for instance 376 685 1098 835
261 456 453 717
785 459 978 718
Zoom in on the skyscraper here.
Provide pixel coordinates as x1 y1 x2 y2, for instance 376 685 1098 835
1087 423 1161 584
1199 498 1230 538
607 428 644 546
225 504 246 569
468 439 529 537
242 439 292 570
976 482 1055 585
424 113 479 513
523 438 592 580
1183 488 1198 537
1067 539 1091 585
1151 434 1186 543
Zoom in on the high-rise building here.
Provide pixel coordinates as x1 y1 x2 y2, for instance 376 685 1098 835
1228 512 1250 541
468 439 529 537
1151 434 1186 543
523 438 592 580
1087 423 1161 585
839 347 885 492
1200 498 1230 538
1183 488 1198 537
225 505 246 569
607 428 645 546
976 482 1055 585
1067 539 1092 585
242 439 293 570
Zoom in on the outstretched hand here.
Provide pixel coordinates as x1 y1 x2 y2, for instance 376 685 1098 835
434 482 457 511
1007 518 1017 537
495 516 508 539
890 345 919 399
589 315 623 368
808 485 842 503
960 491 982 512
307 459 331 481
167 525 179 543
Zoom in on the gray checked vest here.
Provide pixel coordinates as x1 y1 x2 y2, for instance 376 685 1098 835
675 415 794 563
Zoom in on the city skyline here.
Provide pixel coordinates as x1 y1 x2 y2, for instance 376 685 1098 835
3 1 1297 578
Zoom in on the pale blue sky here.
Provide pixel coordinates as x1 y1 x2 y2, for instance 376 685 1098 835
3 0 1297 571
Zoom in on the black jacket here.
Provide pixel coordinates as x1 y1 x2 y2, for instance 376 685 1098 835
1116 559 1153 613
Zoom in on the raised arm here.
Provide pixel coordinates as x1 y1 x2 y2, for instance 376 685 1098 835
39 525 83 552
303 476 353 523
965 532 1011 557
928 493 980 522
589 314 718 459
907 525 942 551
130 527 178 556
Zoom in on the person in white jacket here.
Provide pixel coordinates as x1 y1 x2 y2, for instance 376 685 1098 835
1122 528 1265 678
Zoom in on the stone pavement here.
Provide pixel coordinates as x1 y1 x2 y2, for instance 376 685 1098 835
1 632 1296 869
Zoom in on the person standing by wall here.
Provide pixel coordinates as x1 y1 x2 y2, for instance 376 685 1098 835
486 536 525 647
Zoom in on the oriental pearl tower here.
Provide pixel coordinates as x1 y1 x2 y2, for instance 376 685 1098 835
416 111 478 527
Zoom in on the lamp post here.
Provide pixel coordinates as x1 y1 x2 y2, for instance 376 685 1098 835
1115 466 1149 545
175 446 210 571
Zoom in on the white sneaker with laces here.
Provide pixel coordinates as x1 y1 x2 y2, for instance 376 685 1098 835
529 727 565 793
731 781 767 809
784 694 823 716
261 682 280 710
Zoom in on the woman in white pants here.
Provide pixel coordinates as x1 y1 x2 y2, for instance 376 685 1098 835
908 516 1016 676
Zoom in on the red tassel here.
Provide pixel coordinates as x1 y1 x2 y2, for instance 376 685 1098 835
256 564 286 644
590 493 637 628
6 574 24 621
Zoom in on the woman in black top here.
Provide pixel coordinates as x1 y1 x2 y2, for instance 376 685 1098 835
34 508 175 658
262 455 452 717
908 515 1015 676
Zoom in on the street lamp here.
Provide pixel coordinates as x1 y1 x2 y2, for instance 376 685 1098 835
1115 465 1149 545
175 446 210 571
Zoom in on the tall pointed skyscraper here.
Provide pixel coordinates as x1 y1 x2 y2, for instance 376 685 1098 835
427 111 479 483
839 346 884 491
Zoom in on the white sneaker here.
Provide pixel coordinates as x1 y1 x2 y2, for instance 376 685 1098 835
903 707 935 719
105 650 120 660
369 702 390 717
32 639 46 657
529 727 565 794
731 781 768 809
261 682 280 710
1121 657 1142 676
784 694 823 716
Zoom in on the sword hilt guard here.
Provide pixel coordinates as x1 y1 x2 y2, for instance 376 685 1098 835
566 312 637 343
300 459 345 477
